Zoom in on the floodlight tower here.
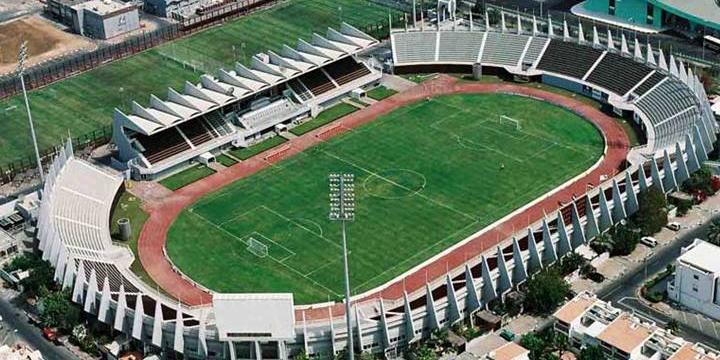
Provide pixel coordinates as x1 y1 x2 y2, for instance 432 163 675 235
17 41 44 183
329 173 355 360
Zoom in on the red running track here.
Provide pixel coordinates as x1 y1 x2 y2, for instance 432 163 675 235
137 75 629 317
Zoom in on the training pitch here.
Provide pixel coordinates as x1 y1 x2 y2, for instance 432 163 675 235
0 0 391 166
165 93 604 304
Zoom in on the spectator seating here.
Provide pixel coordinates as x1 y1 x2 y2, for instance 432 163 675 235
84 260 140 293
521 37 549 66
586 52 653 96
438 32 484 63
393 31 438 63
324 57 371 86
635 78 699 149
536 39 603 79
135 128 191 165
203 112 233 137
288 79 313 101
178 119 215 147
481 32 528 67
297 69 337 97
631 72 666 97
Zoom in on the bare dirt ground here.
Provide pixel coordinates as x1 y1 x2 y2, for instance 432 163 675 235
0 15 95 75
0 0 43 23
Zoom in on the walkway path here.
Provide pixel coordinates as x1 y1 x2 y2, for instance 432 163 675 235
136 75 629 317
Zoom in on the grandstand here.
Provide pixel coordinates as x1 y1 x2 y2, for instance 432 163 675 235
390 19 716 155
112 23 380 180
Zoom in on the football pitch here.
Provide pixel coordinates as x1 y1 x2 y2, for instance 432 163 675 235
165 94 605 304
0 0 392 166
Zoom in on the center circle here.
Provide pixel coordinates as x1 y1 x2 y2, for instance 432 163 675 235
363 169 427 199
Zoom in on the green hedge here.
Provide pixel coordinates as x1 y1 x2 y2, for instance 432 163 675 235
160 165 215 190
228 136 287 160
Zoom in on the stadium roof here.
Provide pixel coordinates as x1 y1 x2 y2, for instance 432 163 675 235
653 0 720 30
114 23 377 136
212 293 295 341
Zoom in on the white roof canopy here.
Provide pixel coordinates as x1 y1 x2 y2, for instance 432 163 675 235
115 24 377 136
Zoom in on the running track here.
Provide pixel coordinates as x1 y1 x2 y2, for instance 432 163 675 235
137 75 629 318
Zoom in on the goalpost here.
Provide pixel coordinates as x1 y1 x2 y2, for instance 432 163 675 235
246 237 269 258
499 115 522 131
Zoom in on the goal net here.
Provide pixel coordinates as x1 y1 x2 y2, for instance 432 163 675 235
246 237 268 258
499 115 521 130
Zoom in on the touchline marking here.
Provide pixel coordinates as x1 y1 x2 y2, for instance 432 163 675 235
352 219 480 292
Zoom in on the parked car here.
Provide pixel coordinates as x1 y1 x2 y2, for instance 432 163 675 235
667 222 681 231
640 236 658 248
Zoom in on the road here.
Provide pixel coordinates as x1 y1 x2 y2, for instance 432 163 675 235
0 292 77 360
596 214 720 346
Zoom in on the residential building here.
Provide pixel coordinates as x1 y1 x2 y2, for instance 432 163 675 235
553 291 720 360
667 239 720 321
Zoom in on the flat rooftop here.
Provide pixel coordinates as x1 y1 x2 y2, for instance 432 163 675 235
73 0 135 15
679 240 720 274
657 0 720 29
553 292 597 324
597 314 652 354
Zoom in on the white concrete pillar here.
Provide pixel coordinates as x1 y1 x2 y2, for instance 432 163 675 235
114 285 127 332
511 237 528 284
132 294 144 340
97 277 111 324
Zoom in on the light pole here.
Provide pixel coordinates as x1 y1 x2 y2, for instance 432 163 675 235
17 41 44 183
329 173 355 360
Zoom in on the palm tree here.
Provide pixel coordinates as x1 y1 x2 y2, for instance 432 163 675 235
590 233 614 255
706 219 720 246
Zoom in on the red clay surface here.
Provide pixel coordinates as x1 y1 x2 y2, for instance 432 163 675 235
137 75 629 317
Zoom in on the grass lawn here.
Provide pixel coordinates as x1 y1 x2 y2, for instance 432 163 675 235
160 165 215 190
290 103 358 136
366 86 398 101
165 93 604 304
0 0 394 167
109 191 156 288
229 136 287 160
216 154 238 167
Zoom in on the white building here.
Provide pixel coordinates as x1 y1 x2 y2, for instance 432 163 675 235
553 291 720 360
667 239 720 321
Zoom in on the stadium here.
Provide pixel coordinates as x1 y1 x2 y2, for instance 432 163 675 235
33 2 717 360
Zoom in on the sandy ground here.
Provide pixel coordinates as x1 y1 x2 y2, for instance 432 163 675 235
0 15 95 75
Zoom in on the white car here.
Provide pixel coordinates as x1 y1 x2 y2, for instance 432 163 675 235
640 236 658 248
667 222 681 231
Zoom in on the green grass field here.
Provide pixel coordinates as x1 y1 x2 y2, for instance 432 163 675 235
160 165 215 190
366 86 398 100
290 102 358 135
229 136 287 160
165 94 604 304
0 0 393 167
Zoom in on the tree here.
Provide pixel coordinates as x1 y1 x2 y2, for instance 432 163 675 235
579 263 596 278
520 332 547 360
524 267 571 315
578 345 605 360
707 219 720 247
404 344 437 360
20 259 56 297
547 333 569 359
559 253 586 275
38 290 81 332
634 186 667 236
294 351 311 360
682 166 716 196
666 319 680 335
589 233 613 255
610 224 640 256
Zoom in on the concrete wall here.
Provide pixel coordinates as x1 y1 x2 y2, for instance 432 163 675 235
83 7 140 39
669 261 720 321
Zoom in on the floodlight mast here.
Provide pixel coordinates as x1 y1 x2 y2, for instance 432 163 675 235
17 41 44 183
329 173 355 360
